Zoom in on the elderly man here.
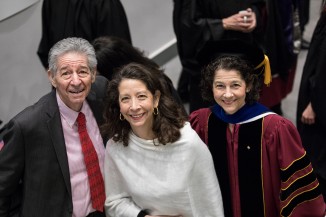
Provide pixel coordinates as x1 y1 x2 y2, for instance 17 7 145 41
0 37 108 217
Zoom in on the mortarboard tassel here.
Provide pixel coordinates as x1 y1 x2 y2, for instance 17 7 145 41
255 54 272 86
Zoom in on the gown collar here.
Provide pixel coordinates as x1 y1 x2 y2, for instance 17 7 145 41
211 102 272 124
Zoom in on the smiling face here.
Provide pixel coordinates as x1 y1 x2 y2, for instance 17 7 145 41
212 68 249 115
118 78 160 139
48 52 95 111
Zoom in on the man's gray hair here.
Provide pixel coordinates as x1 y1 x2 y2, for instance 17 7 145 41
48 37 97 74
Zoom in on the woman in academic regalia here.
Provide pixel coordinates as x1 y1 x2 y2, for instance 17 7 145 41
190 39 325 217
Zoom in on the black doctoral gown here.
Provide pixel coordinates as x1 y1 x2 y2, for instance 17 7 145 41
37 0 132 68
296 8 326 188
172 0 265 76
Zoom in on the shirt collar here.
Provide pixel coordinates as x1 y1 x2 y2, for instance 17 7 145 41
56 92 90 128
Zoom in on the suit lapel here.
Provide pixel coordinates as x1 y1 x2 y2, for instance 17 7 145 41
46 91 72 197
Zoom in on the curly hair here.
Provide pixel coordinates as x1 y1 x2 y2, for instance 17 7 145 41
101 63 187 146
200 56 261 105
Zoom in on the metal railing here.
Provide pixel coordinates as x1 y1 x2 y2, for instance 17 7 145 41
148 38 178 66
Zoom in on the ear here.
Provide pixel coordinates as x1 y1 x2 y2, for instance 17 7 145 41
47 70 57 88
91 68 97 83
154 90 161 107
246 82 253 93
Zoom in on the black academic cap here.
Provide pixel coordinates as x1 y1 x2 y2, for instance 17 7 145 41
196 39 271 86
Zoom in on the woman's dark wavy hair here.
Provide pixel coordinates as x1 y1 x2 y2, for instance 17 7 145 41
101 63 187 146
200 56 261 105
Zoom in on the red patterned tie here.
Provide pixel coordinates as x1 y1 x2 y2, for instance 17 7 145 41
77 112 105 212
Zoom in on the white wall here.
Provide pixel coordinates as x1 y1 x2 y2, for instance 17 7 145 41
121 0 175 54
0 2 48 126
0 0 40 21
0 0 180 126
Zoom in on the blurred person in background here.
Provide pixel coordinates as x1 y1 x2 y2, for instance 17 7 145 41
37 0 131 69
298 0 311 49
258 0 301 115
297 0 326 202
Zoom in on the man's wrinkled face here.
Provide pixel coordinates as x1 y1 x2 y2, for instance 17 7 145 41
48 52 95 111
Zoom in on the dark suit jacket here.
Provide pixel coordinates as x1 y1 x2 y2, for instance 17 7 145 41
0 76 108 217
